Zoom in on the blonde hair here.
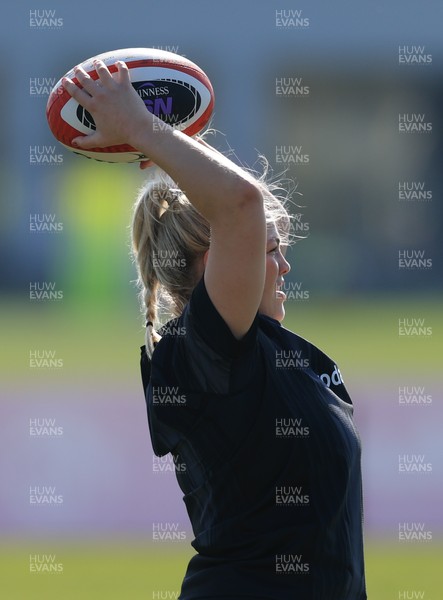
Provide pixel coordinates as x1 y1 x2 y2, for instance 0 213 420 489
132 162 298 357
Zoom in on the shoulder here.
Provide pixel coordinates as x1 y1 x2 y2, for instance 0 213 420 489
158 275 259 361
146 277 260 395
256 316 351 402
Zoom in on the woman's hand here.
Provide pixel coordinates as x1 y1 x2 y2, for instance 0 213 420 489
62 60 153 150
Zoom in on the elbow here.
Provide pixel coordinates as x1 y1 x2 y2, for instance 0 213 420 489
207 176 265 230
233 180 266 241
235 179 265 213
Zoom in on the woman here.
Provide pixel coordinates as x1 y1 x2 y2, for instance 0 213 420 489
63 60 367 599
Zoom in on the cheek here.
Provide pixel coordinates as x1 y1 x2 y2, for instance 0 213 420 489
265 256 279 289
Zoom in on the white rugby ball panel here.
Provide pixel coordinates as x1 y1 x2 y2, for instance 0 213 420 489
46 48 214 163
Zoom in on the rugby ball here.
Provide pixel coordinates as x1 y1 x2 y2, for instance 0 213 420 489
46 48 215 163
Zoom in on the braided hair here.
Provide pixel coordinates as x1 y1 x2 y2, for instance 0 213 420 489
131 173 210 357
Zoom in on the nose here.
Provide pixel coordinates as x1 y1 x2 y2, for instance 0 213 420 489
279 252 291 275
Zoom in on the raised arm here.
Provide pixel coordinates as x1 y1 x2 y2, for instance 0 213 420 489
63 60 266 338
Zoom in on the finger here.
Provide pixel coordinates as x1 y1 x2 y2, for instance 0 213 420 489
62 76 93 108
93 59 114 86
139 159 154 170
71 132 105 150
115 61 131 85
74 65 100 95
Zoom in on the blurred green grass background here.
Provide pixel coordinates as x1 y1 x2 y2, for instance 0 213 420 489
0 541 441 599
1 294 441 383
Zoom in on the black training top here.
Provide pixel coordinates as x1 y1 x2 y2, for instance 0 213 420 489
140 277 367 600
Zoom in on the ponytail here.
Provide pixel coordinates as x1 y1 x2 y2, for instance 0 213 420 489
131 173 210 358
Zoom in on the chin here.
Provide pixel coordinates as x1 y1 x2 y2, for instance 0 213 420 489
263 305 285 322
275 309 285 323
259 296 286 322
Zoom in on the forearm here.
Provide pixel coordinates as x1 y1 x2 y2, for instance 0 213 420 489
132 117 263 221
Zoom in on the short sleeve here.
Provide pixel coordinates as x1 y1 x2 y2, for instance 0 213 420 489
140 277 260 456
187 275 258 360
